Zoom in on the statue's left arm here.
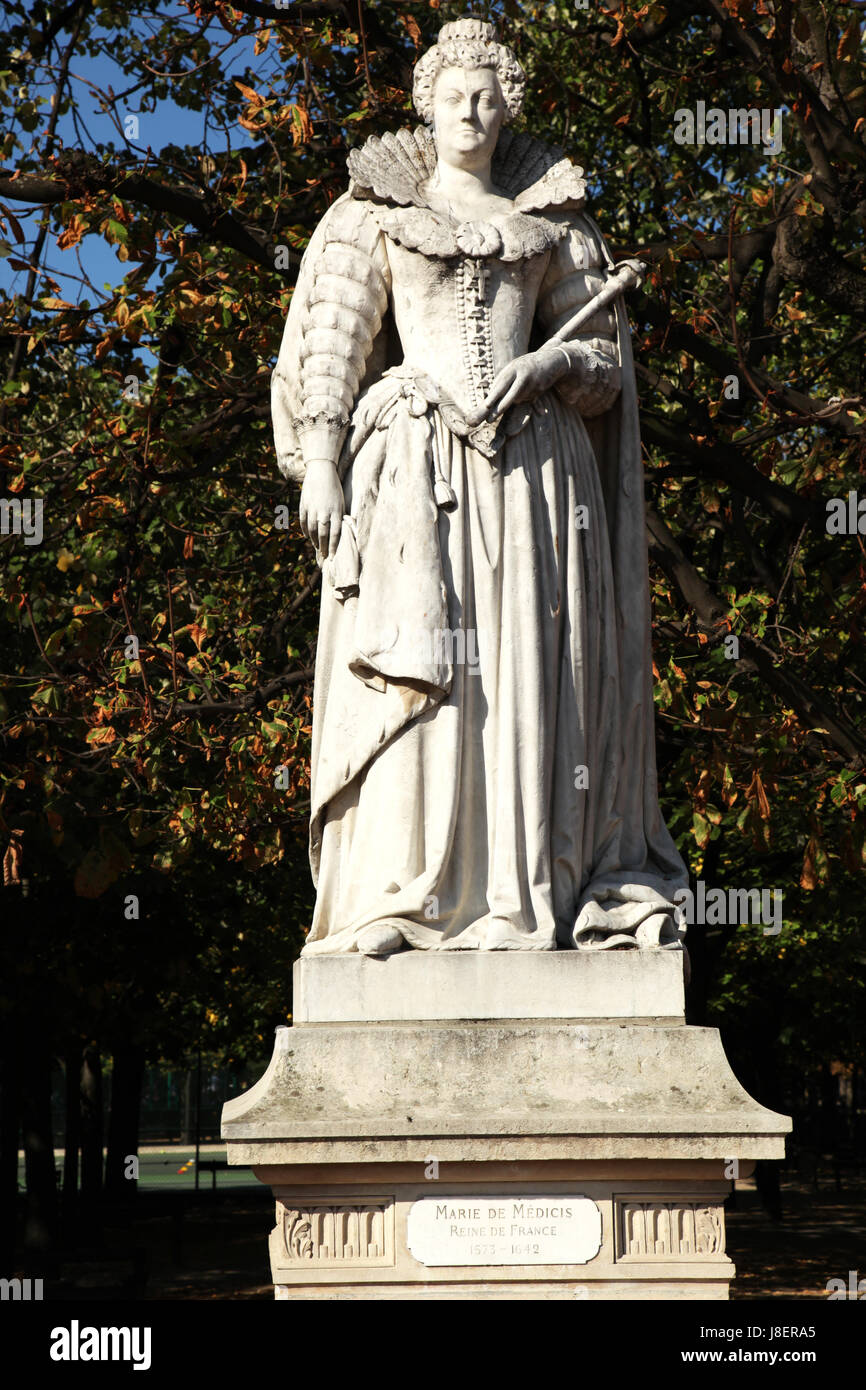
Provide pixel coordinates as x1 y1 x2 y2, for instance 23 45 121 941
535 215 623 417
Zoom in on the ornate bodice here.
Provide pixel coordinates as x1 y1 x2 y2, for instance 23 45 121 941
383 237 552 413
271 127 623 480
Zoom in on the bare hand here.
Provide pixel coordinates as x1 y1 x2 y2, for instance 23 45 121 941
299 459 344 559
465 346 580 427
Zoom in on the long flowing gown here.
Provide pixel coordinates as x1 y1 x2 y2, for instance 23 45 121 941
271 127 688 953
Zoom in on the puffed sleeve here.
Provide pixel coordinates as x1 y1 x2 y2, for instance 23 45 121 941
271 193 391 481
536 213 622 418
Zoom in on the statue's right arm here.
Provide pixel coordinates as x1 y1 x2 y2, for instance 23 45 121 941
271 194 392 485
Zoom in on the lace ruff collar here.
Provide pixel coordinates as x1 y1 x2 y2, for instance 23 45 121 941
346 126 587 263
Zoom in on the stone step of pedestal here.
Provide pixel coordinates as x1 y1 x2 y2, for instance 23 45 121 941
222 1020 790 1163
293 949 686 1023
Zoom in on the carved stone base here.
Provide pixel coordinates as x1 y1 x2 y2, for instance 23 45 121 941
222 957 790 1300
255 1162 737 1299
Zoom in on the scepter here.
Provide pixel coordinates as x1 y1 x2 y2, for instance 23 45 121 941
544 257 647 347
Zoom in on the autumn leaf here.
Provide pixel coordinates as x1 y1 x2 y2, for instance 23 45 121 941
86 726 118 746
234 80 264 106
401 13 422 46
800 835 829 890
0 202 25 243
2 839 23 887
692 810 711 848
57 215 86 251
747 770 771 819
290 105 314 146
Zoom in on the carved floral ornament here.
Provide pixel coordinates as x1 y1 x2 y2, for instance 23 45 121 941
618 1200 726 1260
277 1200 393 1265
454 221 503 258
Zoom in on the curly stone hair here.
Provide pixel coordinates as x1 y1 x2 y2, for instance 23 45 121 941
412 18 525 127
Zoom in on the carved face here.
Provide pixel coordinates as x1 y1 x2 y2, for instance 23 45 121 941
431 65 505 167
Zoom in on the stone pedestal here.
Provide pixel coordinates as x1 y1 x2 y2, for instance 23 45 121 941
222 953 790 1299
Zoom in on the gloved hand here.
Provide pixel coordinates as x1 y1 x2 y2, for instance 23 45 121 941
464 342 596 427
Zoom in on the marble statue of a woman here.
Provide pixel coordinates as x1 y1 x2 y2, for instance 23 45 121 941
271 18 688 956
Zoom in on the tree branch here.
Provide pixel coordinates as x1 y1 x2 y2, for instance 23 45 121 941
199 0 350 22
167 667 314 718
641 411 818 527
646 505 866 764
0 164 297 273
637 296 863 434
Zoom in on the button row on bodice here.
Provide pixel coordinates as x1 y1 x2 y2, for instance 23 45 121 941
457 258 496 408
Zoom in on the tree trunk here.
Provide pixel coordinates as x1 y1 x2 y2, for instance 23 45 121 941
105 1044 144 1199
0 1045 20 1275
753 1028 785 1221
20 1046 59 1273
79 1045 103 1237
61 1044 81 1239
683 834 722 1028
181 1068 193 1145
